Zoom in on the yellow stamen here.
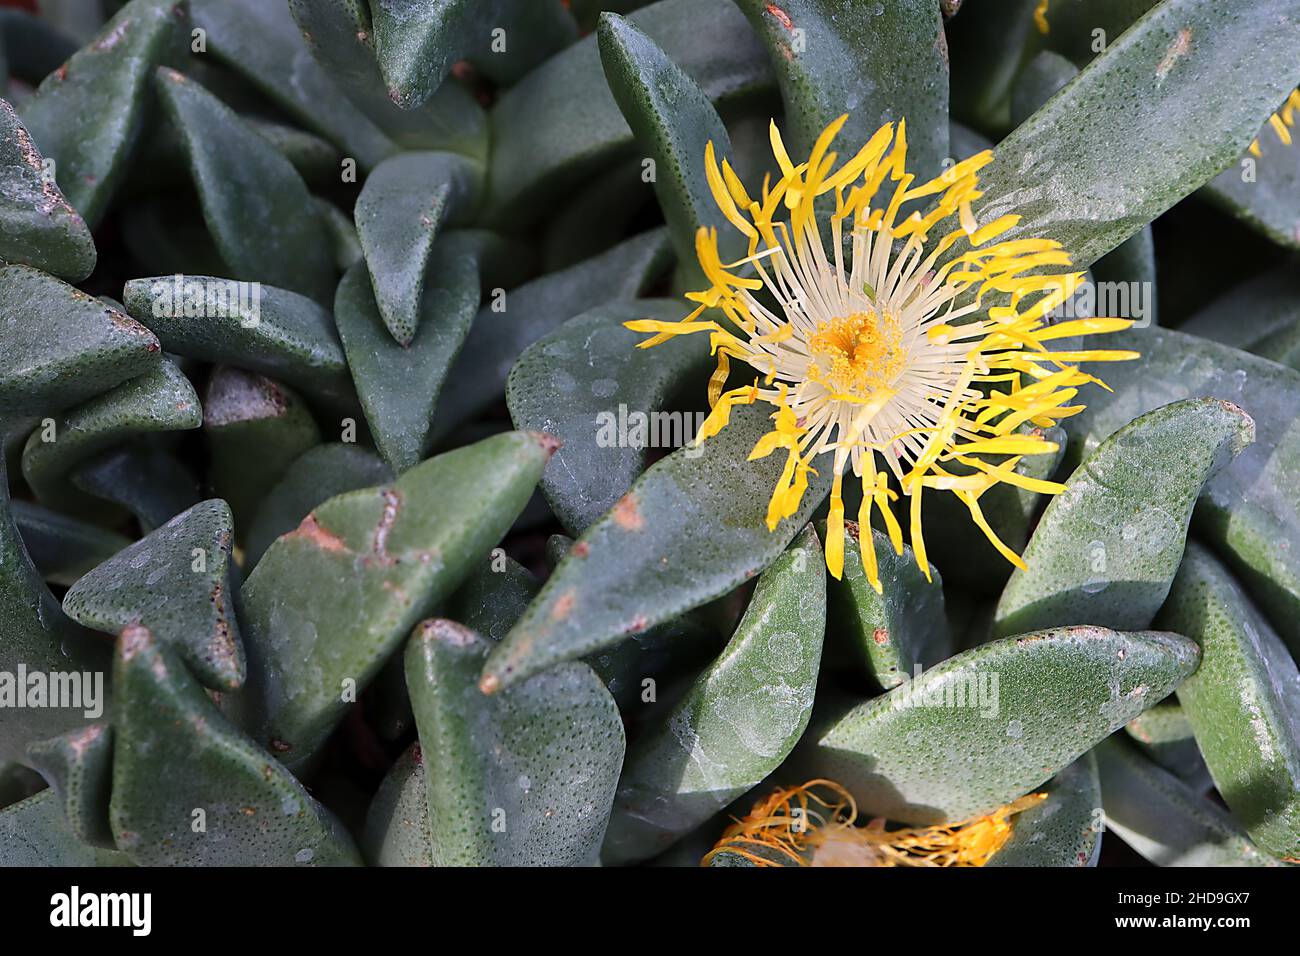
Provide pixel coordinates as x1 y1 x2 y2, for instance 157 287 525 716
1034 0 1050 34
702 780 1046 867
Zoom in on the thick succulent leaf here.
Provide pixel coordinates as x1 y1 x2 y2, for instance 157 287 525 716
232 431 553 769
12 500 131 587
602 526 825 865
484 0 771 227
1009 50 1078 129
1091 225 1159 325
483 402 834 692
803 626 1199 824
21 357 201 519
975 0 1300 269
204 368 321 535
1096 736 1280 866
63 500 243 692
1202 131 1300 249
109 627 360 865
245 444 393 570
1064 327 1300 656
1041 0 1161 66
25 723 114 849
372 0 577 109
0 99 95 279
433 227 674 440
996 398 1254 637
315 196 363 273
243 118 342 185
732 0 948 175
153 67 335 303
927 424 1067 595
0 9 79 86
123 274 353 408
70 445 200 533
361 741 432 866
1124 700 1211 790
540 161 651 270
824 522 951 691
405 618 624 866
987 754 1102 867
354 151 482 345
597 14 741 286
19 0 187 228
286 0 487 158
0 790 130 866
1159 542 1300 860
0 467 109 766
506 299 712 534
190 0 395 170
0 264 159 416
1178 266 1300 369
336 238 485 471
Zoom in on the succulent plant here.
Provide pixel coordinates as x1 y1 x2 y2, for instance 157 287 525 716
1 0 1298 871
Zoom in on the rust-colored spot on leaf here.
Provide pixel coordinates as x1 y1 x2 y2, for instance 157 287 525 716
572 541 590 558
1155 28 1192 80
765 3 795 30
872 627 889 645
288 513 348 553
612 494 643 531
269 738 293 753
552 591 577 620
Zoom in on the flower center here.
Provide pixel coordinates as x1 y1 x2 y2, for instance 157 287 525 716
807 309 907 397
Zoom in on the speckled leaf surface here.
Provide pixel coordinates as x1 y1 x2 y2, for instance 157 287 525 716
1159 542 1300 860
232 431 552 770
245 444 393 570
506 300 711 535
1064 327 1300 656
732 0 948 175
405 619 624 866
361 741 432 866
804 626 1199 824
987 753 1102 867
824 522 951 691
597 14 741 286
190 0 395 170
0 790 130 866
63 500 244 692
975 0 1300 269
153 67 335 303
204 369 321 535
484 0 771 227
286 0 487 158
109 627 360 866
996 398 1254 638
482 402 834 692
20 0 187 228
0 467 109 766
124 275 353 408
21 357 201 519
0 264 159 416
0 99 95 278
371 0 576 108
25 723 114 849
1096 736 1279 866
354 151 482 345
12 500 131 587
432 228 674 441
336 240 480 471
602 526 825 865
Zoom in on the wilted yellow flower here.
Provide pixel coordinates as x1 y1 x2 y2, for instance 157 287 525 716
626 116 1136 590
702 779 1045 867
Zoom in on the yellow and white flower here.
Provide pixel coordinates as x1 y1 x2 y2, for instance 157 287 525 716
626 116 1138 591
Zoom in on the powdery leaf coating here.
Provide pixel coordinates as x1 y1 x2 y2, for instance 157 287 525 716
109 627 361 866
1160 542 1300 860
602 525 825 864
805 626 1199 824
506 300 712 535
63 499 244 692
996 397 1254 637
0 790 130 867
483 402 834 692
405 619 624 866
